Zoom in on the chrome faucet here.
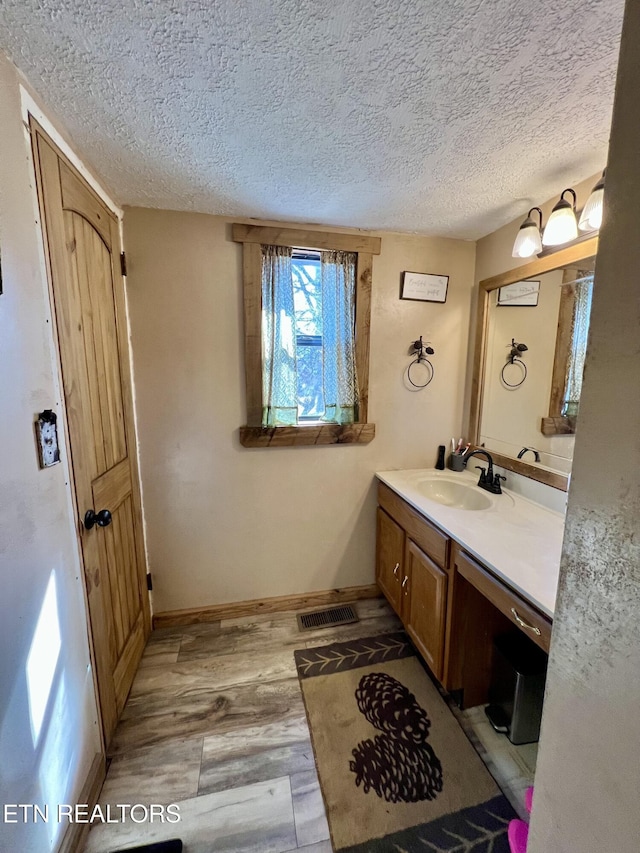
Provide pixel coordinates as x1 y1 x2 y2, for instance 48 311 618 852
517 446 540 462
463 449 506 494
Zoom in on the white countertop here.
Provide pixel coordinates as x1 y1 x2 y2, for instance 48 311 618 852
376 468 565 618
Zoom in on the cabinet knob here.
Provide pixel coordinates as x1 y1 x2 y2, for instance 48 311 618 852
402 576 409 594
510 607 541 636
393 562 400 578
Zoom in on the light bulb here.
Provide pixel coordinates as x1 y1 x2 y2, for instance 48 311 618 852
542 189 578 246
579 172 605 231
512 207 543 258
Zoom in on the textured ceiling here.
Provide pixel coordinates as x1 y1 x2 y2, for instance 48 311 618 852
0 0 625 239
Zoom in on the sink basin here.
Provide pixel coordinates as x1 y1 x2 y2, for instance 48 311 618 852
415 477 493 511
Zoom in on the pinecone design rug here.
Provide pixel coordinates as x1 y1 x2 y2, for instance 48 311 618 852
294 632 516 852
350 671 443 804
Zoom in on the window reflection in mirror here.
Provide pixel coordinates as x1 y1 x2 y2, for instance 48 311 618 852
545 269 593 432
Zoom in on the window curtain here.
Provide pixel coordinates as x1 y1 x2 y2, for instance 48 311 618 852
562 274 594 417
261 245 298 426
320 250 359 424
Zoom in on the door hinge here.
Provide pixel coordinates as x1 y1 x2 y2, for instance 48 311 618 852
120 251 127 277
146 572 153 591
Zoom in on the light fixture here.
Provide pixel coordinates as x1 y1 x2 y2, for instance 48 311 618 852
512 207 543 258
579 170 605 231
542 188 578 246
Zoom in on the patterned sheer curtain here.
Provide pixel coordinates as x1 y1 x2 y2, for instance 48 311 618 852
320 250 359 424
262 245 297 426
261 245 359 427
563 273 594 417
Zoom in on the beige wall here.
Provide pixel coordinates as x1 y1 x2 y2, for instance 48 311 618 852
123 211 475 612
529 1 640 849
0 55 101 851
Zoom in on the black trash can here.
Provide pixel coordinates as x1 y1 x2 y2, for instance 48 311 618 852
485 632 548 745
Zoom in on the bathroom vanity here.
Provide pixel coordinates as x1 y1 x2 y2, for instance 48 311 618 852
375 239 599 708
375 468 563 707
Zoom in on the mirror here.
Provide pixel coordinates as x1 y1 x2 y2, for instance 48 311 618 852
468 237 598 491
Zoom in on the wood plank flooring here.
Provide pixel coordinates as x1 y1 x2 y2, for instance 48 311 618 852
84 598 400 852
84 597 535 852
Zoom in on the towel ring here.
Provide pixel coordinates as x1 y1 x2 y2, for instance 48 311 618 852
407 356 435 389
501 357 527 388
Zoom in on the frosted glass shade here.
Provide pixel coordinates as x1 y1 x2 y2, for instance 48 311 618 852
512 220 542 258
579 179 605 231
542 201 578 246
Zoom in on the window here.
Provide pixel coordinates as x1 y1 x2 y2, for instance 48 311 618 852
292 251 324 419
233 224 380 447
261 246 359 426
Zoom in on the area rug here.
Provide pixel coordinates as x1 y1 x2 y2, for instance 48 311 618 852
294 632 516 852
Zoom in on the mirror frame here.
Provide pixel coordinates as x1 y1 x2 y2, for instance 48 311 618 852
468 236 599 492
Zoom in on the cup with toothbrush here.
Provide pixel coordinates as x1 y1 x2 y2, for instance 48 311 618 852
448 438 470 472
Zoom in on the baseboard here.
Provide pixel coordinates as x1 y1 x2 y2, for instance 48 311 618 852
58 752 106 853
153 583 381 629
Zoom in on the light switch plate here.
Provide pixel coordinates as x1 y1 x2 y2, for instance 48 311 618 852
35 409 60 468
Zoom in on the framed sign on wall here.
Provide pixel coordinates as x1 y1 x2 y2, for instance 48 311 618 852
497 280 540 307
400 271 449 303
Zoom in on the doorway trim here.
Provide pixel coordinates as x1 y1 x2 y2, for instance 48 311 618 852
21 86 122 217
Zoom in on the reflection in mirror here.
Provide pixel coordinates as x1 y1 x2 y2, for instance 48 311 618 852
479 268 595 475
544 269 593 431
469 237 598 490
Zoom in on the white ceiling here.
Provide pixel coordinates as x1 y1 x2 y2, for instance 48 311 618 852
0 0 625 239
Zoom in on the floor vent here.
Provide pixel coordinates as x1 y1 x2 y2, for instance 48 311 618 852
297 604 359 632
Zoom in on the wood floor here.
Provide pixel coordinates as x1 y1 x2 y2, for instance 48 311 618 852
83 597 534 852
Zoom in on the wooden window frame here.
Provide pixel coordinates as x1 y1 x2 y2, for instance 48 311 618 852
233 223 380 447
540 267 592 437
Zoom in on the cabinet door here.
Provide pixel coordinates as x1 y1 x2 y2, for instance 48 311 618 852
376 508 404 616
405 540 448 680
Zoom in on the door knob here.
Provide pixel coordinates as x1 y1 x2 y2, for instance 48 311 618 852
84 508 112 530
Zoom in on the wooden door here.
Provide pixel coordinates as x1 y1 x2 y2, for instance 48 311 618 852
405 540 448 680
32 122 150 745
376 508 404 616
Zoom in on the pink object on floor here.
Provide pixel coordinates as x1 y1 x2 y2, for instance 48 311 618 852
525 786 534 813
508 819 529 853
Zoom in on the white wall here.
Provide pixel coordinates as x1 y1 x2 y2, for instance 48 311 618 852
528 0 640 848
123 210 476 613
0 56 101 852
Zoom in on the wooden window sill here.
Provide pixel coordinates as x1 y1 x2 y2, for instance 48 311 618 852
540 415 577 436
239 423 375 447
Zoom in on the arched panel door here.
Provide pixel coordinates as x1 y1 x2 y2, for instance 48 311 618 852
32 122 150 745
